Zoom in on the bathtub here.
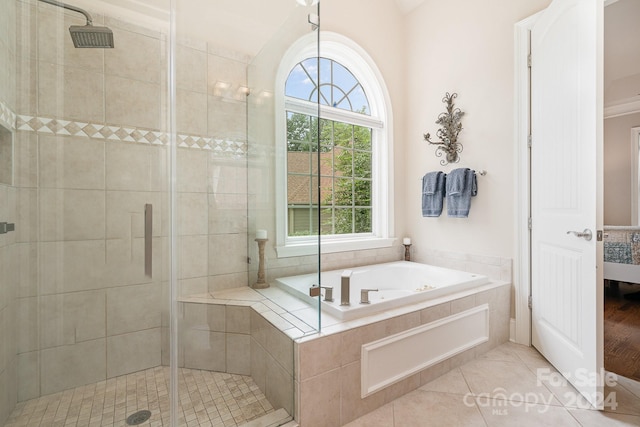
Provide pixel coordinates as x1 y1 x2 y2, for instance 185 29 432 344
273 261 490 321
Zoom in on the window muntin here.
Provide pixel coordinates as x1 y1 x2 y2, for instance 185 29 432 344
286 57 376 238
285 58 370 115
275 32 393 257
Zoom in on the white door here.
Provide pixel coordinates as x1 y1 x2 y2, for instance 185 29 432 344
531 0 604 408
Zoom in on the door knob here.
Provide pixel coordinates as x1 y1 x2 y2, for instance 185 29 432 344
566 229 592 241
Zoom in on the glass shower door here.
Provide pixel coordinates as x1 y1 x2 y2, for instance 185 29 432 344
5 1 171 426
172 1 319 426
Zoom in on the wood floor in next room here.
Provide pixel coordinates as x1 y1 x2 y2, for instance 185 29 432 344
605 281 640 382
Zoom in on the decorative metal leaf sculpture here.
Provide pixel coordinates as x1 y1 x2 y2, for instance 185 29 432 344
424 92 465 165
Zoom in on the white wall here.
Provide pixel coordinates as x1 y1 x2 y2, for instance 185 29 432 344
322 0 407 242
604 113 640 225
403 0 550 263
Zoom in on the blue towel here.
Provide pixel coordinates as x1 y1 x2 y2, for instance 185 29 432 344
446 168 477 218
422 171 445 217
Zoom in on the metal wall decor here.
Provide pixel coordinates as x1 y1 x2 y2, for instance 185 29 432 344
423 92 465 165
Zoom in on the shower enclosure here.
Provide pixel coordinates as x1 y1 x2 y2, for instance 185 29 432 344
0 0 321 425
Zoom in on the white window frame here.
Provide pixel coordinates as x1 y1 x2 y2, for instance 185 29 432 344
274 32 394 257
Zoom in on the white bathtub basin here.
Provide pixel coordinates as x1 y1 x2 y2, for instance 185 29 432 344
273 261 490 321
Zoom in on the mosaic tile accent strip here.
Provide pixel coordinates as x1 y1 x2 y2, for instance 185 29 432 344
0 100 17 131
4 367 274 427
15 114 247 157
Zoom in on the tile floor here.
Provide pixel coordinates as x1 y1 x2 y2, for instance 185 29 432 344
345 342 640 427
7 342 640 427
4 367 274 427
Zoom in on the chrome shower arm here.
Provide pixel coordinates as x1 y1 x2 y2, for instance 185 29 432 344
37 0 94 25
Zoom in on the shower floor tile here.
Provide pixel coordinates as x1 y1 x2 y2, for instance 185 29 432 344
4 367 274 427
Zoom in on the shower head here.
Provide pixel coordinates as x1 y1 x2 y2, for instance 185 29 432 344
38 0 114 48
69 24 114 48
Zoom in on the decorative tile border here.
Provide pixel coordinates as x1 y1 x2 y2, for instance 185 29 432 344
11 112 247 157
0 100 16 131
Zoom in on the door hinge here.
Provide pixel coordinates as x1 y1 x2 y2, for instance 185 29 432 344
527 54 532 68
528 217 532 230
527 134 532 148
528 295 532 309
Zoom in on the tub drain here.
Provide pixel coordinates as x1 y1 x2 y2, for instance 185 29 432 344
126 410 151 425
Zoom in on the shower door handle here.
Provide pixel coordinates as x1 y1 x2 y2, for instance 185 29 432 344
145 204 152 277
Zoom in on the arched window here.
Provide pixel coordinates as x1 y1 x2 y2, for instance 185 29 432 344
275 32 394 257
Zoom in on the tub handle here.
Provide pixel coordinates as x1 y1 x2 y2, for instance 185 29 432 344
321 286 334 302
360 288 378 304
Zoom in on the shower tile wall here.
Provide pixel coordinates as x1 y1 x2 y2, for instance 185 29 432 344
0 0 18 424
11 0 251 405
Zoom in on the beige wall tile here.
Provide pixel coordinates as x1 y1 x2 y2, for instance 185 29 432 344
105 237 162 286
106 191 162 239
266 326 293 376
106 328 161 378
340 361 386 425
106 283 161 336
39 189 105 241
384 311 420 335
16 56 36 115
208 234 247 276
14 131 37 188
250 337 267 393
420 302 451 325
340 321 386 366
298 333 342 381
265 358 294 416
226 333 250 375
16 297 37 353
38 135 105 190
105 29 160 83
178 192 208 236
451 295 476 314
208 272 249 292
17 188 37 243
17 243 37 298
178 277 208 296
208 96 246 140
225 305 250 334
176 89 207 135
177 45 207 93
182 302 225 333
106 142 164 191
37 8 104 72
207 54 247 98
209 193 247 235
39 240 107 294
176 149 208 193
209 158 247 195
105 75 160 129
178 235 208 279
38 62 104 122
40 338 106 395
182 329 225 371
17 351 39 402
40 290 106 348
299 369 341 427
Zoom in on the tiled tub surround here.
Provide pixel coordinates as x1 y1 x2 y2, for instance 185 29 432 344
180 276 510 427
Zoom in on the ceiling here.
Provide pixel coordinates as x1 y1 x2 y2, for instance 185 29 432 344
66 0 637 94
69 0 424 56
